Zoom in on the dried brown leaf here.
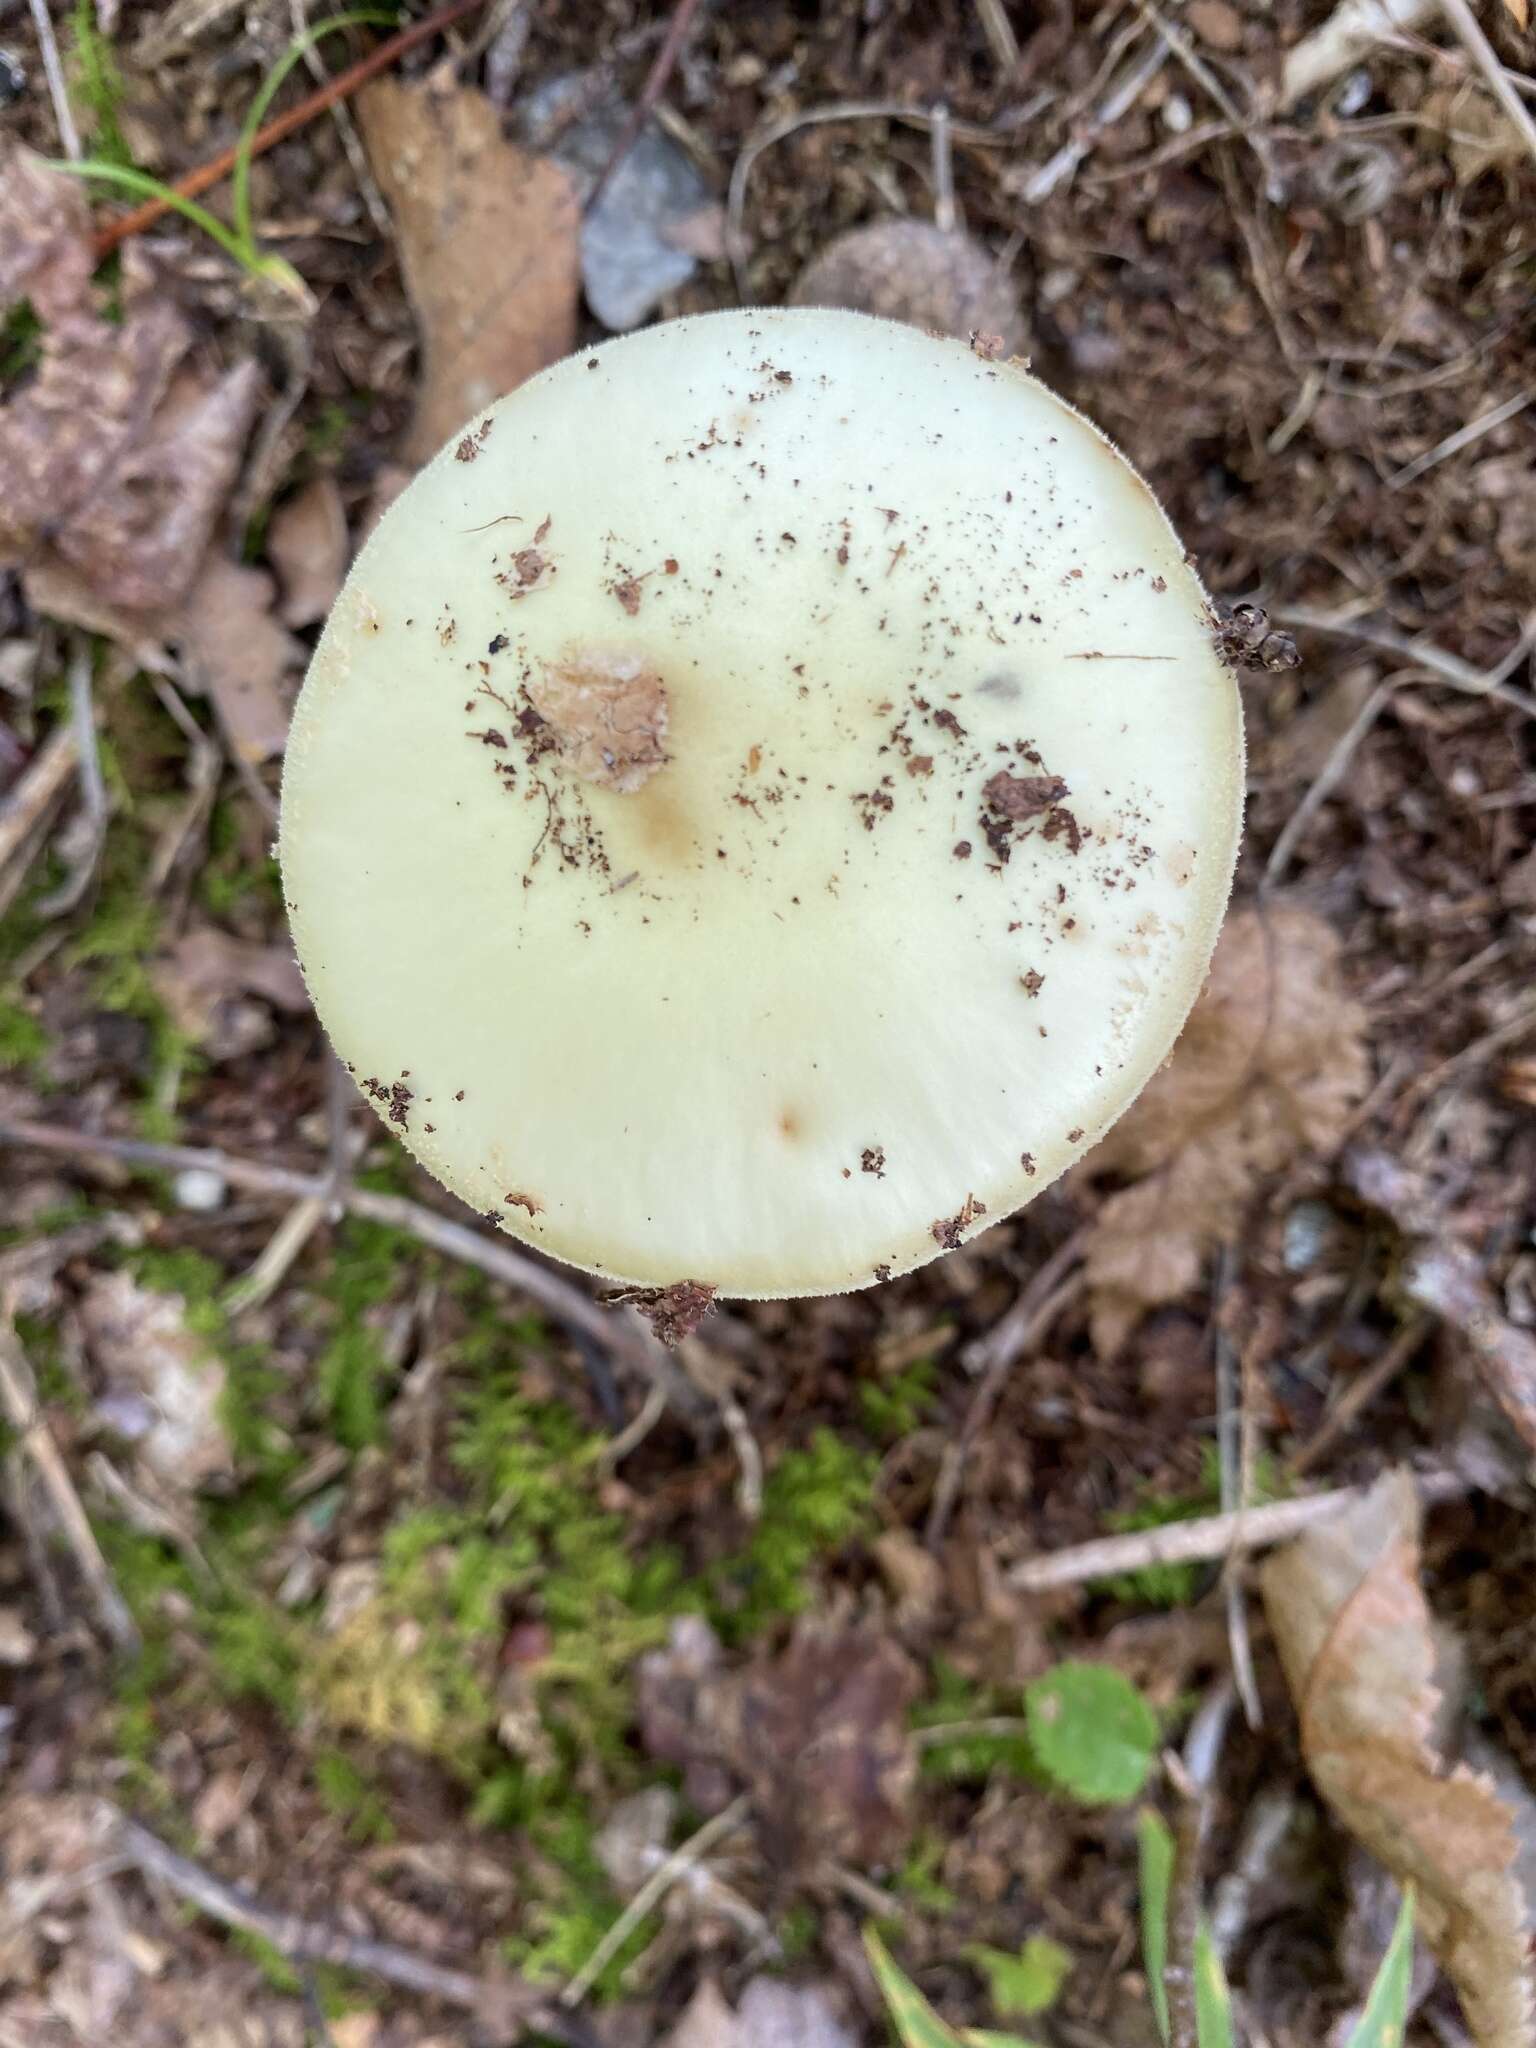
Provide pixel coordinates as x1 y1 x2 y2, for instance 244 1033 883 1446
1082 905 1369 1354
80 1271 232 1492
175 555 302 763
356 74 580 464
663 1982 745 2048
638 1615 919 1874
149 928 309 1052
1502 0 1528 29
0 145 95 322
1261 1470 1535 2048
267 475 350 628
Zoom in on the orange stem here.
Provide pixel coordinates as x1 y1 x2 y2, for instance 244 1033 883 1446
90 0 488 259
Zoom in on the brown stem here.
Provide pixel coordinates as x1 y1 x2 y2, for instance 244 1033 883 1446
585 0 709 214
91 0 489 258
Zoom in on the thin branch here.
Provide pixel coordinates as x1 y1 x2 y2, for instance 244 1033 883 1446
1290 1315 1433 1476
1437 0 1536 168
1020 36 1168 204
1273 606 1536 720
1006 1466 1466 1591
36 641 109 919
1385 387 1534 490
586 0 709 214
1276 0 1436 112
0 1117 697 1413
28 0 82 161
113 1811 588 2042
91 0 490 257
972 0 1021 72
1213 1251 1262 1730
0 722 80 914
560 1795 749 2009
0 1318 139 1653
1131 0 1282 199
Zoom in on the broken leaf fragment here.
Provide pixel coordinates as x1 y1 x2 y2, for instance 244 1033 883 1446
1261 1470 1535 2048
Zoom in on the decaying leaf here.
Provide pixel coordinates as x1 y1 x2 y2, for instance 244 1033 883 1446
149 927 310 1057
176 555 303 763
0 148 261 619
662 1977 859 2048
266 475 350 628
357 73 580 464
79 1271 232 1493
1261 1470 1535 2048
638 1614 919 1873
530 647 670 792
1081 904 1369 1354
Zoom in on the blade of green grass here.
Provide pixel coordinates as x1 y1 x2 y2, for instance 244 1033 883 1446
1345 1888 1415 2048
1193 1923 1235 2048
1137 1809 1174 2048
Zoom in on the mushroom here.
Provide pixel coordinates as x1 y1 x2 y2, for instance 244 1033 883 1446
280 308 1243 1300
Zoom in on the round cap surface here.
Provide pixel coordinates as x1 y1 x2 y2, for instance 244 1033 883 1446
280 309 1243 1296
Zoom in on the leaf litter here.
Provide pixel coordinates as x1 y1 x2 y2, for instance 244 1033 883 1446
1080 903 1370 1355
1262 1469 1535 2048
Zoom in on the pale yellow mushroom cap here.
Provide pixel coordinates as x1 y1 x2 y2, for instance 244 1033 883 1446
280 308 1243 1298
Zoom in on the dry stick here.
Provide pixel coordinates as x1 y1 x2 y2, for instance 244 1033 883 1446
973 0 1021 72
1131 0 1282 200
1212 1251 1262 1731
112 1811 587 2043
1276 0 1436 111
725 100 1027 300
1290 1314 1433 1477
560 1795 750 2009
585 0 709 215
927 1230 1088 1548
0 1318 139 1653
37 641 109 919
1438 0 1536 167
288 0 394 243
90 0 490 257
1021 36 1169 203
1273 605 1536 720
0 1117 696 1412
1385 386 1534 490
27 0 82 160
0 724 80 907
1007 1466 1466 1591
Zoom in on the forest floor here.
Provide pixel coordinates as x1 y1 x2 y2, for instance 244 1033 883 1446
1 2 1535 2045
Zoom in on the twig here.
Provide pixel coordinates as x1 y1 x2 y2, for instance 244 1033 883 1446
1131 0 1282 199
0 723 80 914
1404 1245 1536 1453
289 0 394 243
113 1811 587 2042
1399 990 1536 1113
1212 1252 1262 1730
0 1317 139 1653
597 1381 669 1470
1020 36 1168 204
1007 1466 1466 1590
1273 606 1536 720
1384 387 1534 490
726 100 1030 300
1437 0 1536 168
1261 679 1395 890
678 1337 763 1516
929 101 956 234
914 1715 1031 1748
36 642 109 919
28 0 82 161
586 0 709 215
1290 1316 1433 1476
90 0 490 257
560 1795 749 2008
0 1116 697 1413
1276 0 1436 112
973 0 1021 72
928 1233 1087 1547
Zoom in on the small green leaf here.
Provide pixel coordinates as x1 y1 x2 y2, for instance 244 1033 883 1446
1193 1923 1235 2048
964 1936 1072 2020
963 2033 1046 2047
1344 1888 1415 2048
865 1927 967 2048
1137 1809 1174 2048
1024 1661 1159 1805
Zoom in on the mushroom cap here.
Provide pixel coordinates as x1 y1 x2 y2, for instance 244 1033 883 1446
790 218 1027 355
280 308 1243 1298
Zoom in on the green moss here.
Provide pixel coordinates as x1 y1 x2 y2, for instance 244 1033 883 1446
896 1832 959 1916
857 1357 940 1443
0 300 42 386
69 0 131 166
914 1666 1036 1784
1096 1448 1288 1609
314 1750 395 1845
499 1809 649 1995
714 1428 878 1639
313 1217 419 1450
0 998 45 1074
199 800 283 917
